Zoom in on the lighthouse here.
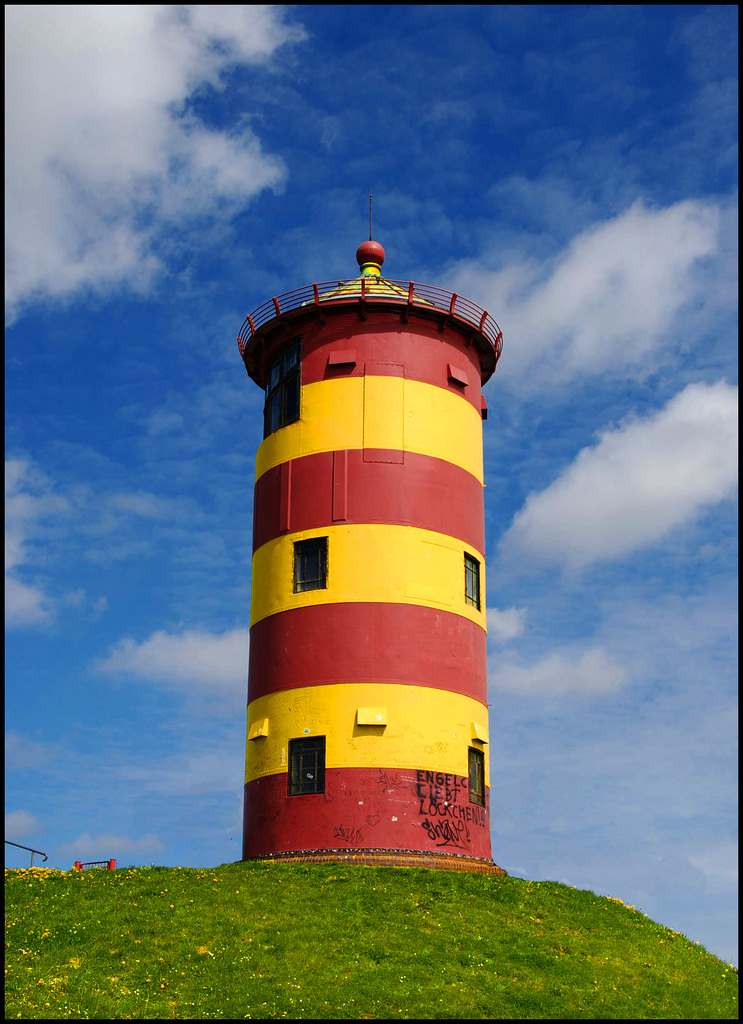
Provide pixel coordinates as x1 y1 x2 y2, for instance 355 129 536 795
238 237 504 873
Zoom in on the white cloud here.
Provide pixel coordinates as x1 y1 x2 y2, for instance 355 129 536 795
502 381 738 569
5 731 59 771
5 458 68 627
106 491 184 520
56 832 164 862
689 841 738 894
5 810 44 840
5 5 305 317
5 457 207 619
146 411 186 437
61 590 108 620
5 459 111 625
490 645 629 695
119 748 243 799
4 576 50 628
95 626 250 700
450 199 723 386
487 605 527 642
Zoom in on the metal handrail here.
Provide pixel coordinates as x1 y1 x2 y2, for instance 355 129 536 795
74 859 117 871
5 840 48 868
237 277 503 365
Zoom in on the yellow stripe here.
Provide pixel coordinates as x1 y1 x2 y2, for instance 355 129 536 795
250 523 486 628
364 372 404 451
245 682 490 785
255 377 484 484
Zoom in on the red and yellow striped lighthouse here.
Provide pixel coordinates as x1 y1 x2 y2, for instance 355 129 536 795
238 238 504 873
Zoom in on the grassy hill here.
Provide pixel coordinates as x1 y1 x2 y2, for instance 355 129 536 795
5 860 737 1019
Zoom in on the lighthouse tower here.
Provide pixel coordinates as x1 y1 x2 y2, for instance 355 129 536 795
238 238 504 873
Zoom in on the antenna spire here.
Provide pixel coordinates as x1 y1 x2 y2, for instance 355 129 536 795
356 191 385 274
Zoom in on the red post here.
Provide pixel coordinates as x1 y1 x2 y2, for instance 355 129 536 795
108 859 117 871
74 861 82 871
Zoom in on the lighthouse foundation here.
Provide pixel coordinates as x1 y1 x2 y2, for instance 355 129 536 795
243 766 495 861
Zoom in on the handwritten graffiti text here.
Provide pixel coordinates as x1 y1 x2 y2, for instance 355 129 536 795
416 770 486 849
333 823 364 847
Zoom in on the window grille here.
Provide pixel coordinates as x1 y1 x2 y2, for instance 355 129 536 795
264 339 301 437
294 537 327 593
464 553 481 609
288 736 326 795
468 747 485 806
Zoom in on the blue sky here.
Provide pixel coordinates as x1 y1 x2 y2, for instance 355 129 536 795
5 5 738 966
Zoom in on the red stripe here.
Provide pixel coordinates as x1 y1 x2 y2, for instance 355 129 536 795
294 317 484 413
362 447 404 464
253 450 484 552
248 603 487 702
332 450 347 521
243 767 491 860
279 460 291 532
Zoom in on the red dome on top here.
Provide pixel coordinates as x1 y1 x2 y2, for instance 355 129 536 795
356 239 386 268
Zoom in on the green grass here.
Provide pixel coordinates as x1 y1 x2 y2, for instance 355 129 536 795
5 861 737 1019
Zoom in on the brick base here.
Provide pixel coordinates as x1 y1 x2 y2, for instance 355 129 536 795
244 848 507 875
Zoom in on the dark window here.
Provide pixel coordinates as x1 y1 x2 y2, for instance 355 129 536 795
294 537 327 593
288 736 326 795
468 747 485 806
264 339 301 438
464 553 480 610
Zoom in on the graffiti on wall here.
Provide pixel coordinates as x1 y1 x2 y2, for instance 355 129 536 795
376 768 403 791
333 814 383 846
333 823 365 846
416 770 486 850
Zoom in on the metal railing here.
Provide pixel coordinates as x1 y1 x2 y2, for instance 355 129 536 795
74 859 117 871
238 277 503 365
5 840 48 868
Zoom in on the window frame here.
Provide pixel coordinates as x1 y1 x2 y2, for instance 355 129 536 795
464 552 481 610
263 338 301 438
288 736 326 796
293 536 328 593
468 746 486 806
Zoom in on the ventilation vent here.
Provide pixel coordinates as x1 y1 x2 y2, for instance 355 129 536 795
357 707 388 726
248 718 269 740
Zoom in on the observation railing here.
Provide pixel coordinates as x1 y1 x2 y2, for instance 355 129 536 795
238 278 502 367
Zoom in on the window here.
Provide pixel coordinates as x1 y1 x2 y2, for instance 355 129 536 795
464 553 480 610
294 537 327 593
288 736 325 795
264 339 300 438
468 747 485 806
